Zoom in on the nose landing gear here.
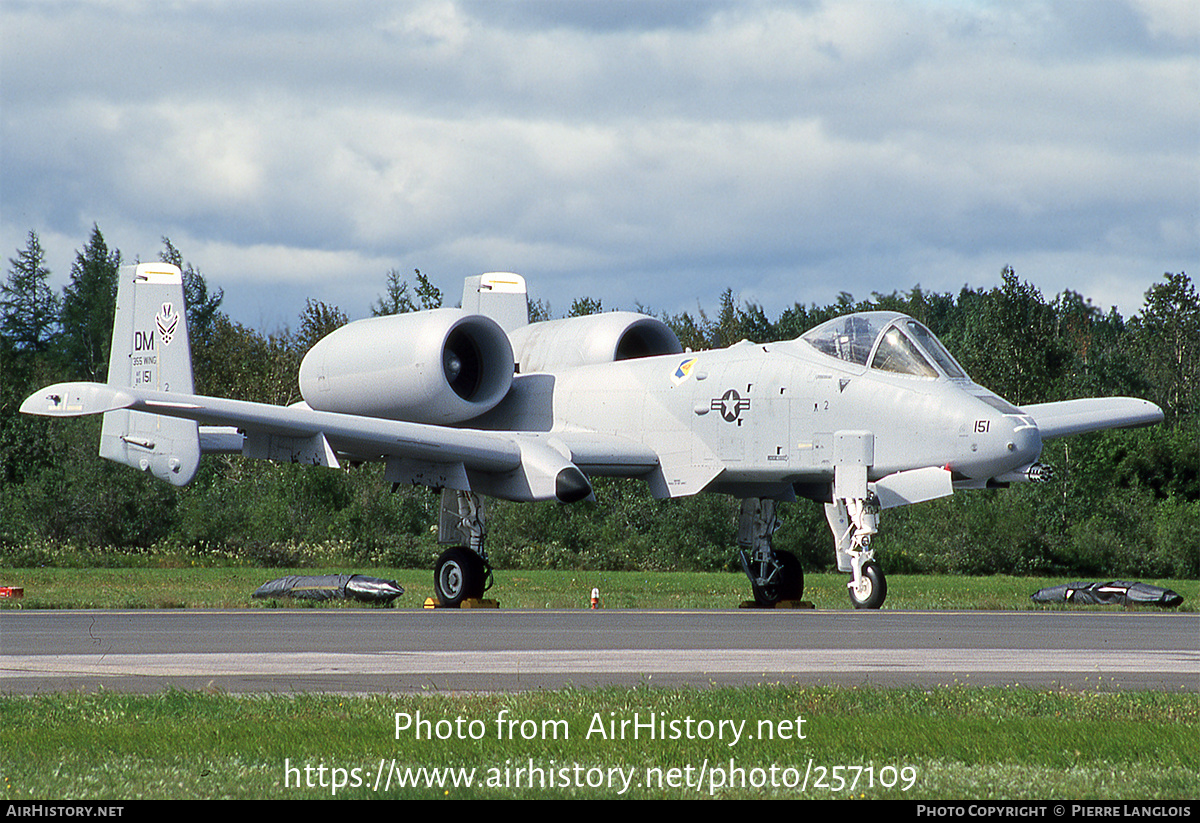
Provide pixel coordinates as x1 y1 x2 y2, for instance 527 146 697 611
826 493 888 609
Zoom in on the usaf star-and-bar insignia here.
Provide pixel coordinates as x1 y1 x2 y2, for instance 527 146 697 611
711 389 751 423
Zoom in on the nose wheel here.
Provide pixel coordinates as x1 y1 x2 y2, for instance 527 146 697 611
848 561 887 609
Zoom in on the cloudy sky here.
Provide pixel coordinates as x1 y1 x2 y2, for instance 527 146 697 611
2 0 1196 332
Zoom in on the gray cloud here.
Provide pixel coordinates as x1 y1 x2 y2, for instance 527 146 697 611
2 0 1195 330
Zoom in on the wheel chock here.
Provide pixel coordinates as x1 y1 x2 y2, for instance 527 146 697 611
424 597 499 609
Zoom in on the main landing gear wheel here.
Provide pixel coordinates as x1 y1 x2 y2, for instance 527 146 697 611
434 546 486 608
751 550 805 607
848 561 887 609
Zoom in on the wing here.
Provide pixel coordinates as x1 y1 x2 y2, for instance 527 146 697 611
1020 397 1164 439
20 382 658 503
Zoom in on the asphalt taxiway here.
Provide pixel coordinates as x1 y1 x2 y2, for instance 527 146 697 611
2 609 1196 693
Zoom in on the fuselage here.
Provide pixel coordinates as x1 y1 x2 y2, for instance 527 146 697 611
540 312 1043 496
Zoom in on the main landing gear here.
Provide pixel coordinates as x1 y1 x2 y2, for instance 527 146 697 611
432 489 889 610
737 498 804 607
433 490 493 607
434 546 487 608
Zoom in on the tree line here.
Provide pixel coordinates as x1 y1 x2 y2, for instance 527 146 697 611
0 225 1195 578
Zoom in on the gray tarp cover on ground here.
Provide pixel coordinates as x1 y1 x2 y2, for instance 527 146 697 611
252 575 404 603
1031 581 1183 607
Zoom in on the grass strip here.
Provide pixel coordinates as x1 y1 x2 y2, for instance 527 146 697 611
1 686 1196 800
1 568 1195 610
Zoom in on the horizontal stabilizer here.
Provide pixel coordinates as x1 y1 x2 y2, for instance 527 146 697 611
1021 397 1164 439
199 426 244 454
20 383 135 416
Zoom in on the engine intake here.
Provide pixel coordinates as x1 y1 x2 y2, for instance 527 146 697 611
508 311 682 373
299 309 514 424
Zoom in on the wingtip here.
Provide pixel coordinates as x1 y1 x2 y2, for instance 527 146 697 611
20 383 135 417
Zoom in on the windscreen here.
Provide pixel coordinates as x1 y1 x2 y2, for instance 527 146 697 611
870 327 937 377
902 321 967 379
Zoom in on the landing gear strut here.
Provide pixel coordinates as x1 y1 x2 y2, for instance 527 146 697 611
825 493 887 609
433 490 493 607
737 497 804 607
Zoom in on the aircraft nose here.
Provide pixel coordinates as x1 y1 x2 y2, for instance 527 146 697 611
1002 414 1043 468
956 410 1044 481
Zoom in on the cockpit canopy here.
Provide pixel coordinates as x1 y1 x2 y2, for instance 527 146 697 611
801 312 968 379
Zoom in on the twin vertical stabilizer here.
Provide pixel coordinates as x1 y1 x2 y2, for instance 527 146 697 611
99 263 200 486
461 272 528 332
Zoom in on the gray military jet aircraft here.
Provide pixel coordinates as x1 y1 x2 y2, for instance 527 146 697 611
22 265 1164 608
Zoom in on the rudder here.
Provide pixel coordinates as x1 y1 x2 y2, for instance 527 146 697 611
99 263 200 486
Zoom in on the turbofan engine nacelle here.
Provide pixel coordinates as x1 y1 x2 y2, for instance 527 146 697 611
299 309 515 424
508 311 682 373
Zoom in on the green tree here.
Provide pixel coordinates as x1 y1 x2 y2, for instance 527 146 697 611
373 268 416 316
661 289 776 350
1050 290 1141 400
197 316 300 406
297 299 348 352
568 296 603 317
372 268 442 316
954 267 1068 406
413 270 442 310
663 309 708 351
158 238 224 348
774 301 842 342
1 231 59 353
1129 272 1199 421
59 225 120 380
527 297 552 322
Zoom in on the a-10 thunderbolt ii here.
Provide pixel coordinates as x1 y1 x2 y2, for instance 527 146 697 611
22 265 1163 608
